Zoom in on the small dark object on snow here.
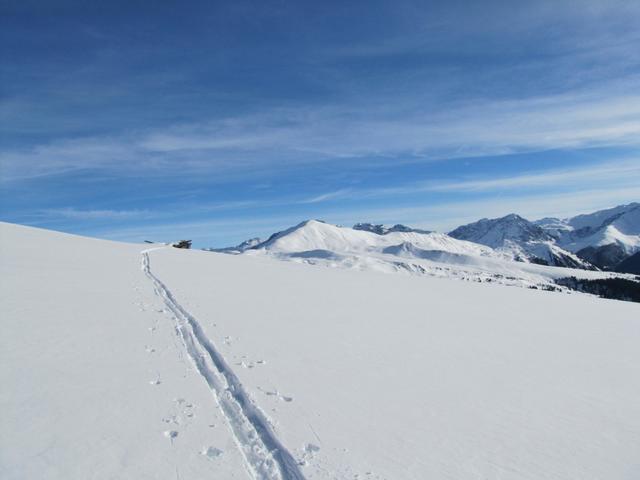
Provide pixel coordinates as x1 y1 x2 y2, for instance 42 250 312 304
144 240 154 244
172 240 192 249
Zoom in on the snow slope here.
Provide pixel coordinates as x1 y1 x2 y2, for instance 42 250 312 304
0 223 249 479
154 240 640 479
2 222 640 479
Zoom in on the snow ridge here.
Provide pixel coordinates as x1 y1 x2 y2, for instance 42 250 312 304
141 250 305 480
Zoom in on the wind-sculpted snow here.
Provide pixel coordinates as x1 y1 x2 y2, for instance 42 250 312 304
142 250 305 480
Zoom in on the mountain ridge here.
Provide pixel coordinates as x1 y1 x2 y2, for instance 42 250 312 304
448 213 594 269
210 202 640 276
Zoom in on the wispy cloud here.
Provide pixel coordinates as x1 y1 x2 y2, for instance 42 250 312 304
2 78 639 182
415 158 640 194
42 208 153 220
301 189 353 204
295 157 640 201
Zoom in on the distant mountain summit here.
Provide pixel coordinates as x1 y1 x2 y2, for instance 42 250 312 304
449 214 552 246
248 219 488 256
206 237 262 254
449 214 591 268
353 223 432 235
535 202 640 270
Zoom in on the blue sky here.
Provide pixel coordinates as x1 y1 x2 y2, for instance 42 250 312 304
1 0 639 247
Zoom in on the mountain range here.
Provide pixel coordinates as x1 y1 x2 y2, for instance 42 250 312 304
209 202 640 300
534 202 640 270
215 202 639 272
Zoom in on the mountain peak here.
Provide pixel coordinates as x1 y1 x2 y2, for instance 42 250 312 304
353 223 431 235
500 213 525 222
449 214 550 247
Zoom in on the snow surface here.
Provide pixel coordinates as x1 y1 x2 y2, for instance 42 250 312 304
2 221 640 479
0 223 248 479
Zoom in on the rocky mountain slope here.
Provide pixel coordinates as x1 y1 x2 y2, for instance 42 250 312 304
536 202 640 270
448 214 592 269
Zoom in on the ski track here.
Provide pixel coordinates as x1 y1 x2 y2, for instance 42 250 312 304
141 249 306 480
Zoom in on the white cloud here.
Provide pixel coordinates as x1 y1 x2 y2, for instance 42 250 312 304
2 79 640 182
301 189 353 204
302 158 640 201
43 208 152 220
421 158 640 193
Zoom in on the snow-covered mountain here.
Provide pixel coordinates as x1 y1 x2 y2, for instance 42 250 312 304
535 202 640 270
449 214 552 246
251 219 492 257
207 237 262 254
219 219 633 293
446 203 640 272
352 222 432 235
448 214 593 269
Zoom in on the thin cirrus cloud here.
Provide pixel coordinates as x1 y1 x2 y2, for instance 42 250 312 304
41 208 154 221
2 80 639 182
39 158 637 235
139 83 640 157
297 158 640 202
418 158 640 194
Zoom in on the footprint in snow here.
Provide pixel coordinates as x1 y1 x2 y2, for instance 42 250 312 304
258 387 293 402
299 443 320 466
304 443 320 454
170 398 196 420
164 430 178 444
201 446 223 459
235 359 267 369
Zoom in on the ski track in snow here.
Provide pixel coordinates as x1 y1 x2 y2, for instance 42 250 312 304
141 249 305 480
